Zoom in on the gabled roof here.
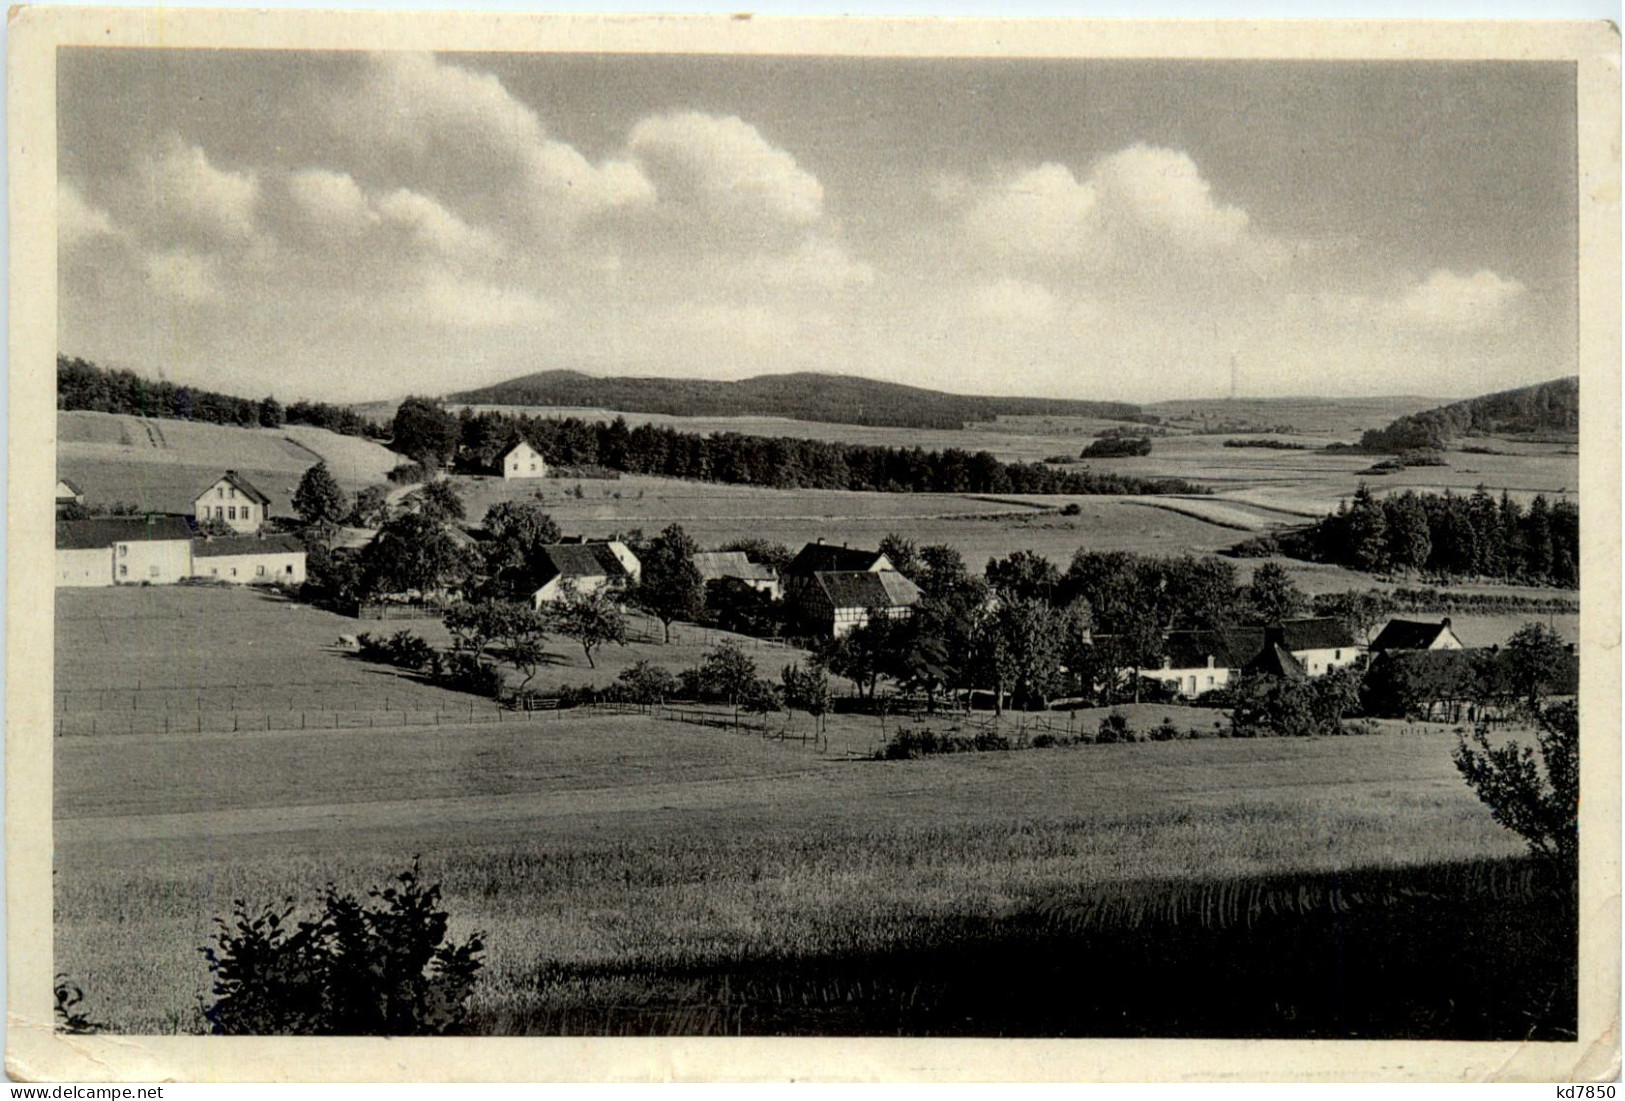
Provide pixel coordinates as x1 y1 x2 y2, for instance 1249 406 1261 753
1161 629 1257 671
692 551 777 583
196 469 271 506
812 569 921 610
502 440 541 459
56 477 84 497
1370 618 1456 652
56 516 194 549
193 533 306 558
536 542 631 586
1226 618 1355 656
786 542 887 576
1244 643 1307 680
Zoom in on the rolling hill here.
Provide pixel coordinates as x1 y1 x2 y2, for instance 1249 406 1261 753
447 370 1142 430
1358 376 1580 453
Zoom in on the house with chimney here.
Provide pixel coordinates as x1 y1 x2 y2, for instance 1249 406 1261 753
193 470 272 534
1133 617 1359 699
55 516 195 587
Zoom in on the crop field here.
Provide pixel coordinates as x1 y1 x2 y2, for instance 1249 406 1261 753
57 410 399 513
57 704 1543 1035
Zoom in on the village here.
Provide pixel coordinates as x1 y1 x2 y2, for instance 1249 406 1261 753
53 430 1576 733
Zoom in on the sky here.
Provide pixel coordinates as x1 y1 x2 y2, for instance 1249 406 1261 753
57 50 1578 404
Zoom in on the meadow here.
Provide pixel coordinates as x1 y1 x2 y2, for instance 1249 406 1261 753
58 701 1556 1036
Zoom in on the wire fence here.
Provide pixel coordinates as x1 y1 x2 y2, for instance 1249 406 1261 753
53 700 637 738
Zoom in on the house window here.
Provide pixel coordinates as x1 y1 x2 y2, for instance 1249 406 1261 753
217 487 224 499
1335 649 1342 660
228 507 237 520
230 487 237 499
230 568 237 577
118 545 128 557
210 568 218 576
118 564 127 577
285 564 294 574
149 565 159 577
256 565 266 576
1207 676 1215 687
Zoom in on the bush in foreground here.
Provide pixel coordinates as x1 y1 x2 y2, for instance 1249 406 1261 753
200 862 484 1036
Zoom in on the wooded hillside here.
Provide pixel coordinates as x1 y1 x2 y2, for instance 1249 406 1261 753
1358 376 1578 452
449 370 1140 430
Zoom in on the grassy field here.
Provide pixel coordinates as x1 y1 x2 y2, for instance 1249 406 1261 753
58 704 1547 1035
57 410 400 514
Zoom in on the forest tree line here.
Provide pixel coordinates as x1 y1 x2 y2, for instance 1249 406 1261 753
56 355 387 438
1262 485 1579 589
1358 376 1578 452
395 399 1210 497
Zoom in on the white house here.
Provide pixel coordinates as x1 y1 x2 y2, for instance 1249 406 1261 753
800 570 921 637
693 551 780 599
191 533 307 586
56 517 195 587
1142 630 1253 699
194 470 271 534
530 541 641 606
502 441 548 480
1368 617 1465 654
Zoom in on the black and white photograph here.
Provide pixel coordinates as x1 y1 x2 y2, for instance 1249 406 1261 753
10 10 1619 1083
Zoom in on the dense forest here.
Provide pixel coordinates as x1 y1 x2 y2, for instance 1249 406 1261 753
448 369 1141 430
56 356 387 438
1262 485 1579 589
1358 376 1579 452
396 399 1211 497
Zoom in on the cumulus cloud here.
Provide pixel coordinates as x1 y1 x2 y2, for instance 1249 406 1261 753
59 181 117 247
126 135 259 244
628 111 824 227
1393 268 1527 330
374 188 499 263
971 278 1057 323
342 53 653 225
285 168 378 235
958 145 1267 274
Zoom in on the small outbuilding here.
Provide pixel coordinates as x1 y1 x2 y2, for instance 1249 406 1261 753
1369 617 1465 654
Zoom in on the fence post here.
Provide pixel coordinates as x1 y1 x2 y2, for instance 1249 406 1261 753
234 714 239 732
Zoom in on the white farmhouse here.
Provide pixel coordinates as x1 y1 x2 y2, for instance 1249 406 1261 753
194 470 272 534
191 533 308 586
530 541 641 606
55 517 195 587
502 441 548 480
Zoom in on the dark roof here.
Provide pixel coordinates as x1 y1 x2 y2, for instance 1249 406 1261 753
692 551 776 583
1161 629 1257 671
56 516 194 549
786 542 887 576
1244 643 1307 680
812 570 921 610
1224 618 1355 656
536 542 630 585
193 534 306 558
1370 618 1455 652
197 470 272 507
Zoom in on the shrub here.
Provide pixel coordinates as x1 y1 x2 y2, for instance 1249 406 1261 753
435 651 503 698
1031 733 1057 748
1149 717 1183 742
386 461 429 485
1097 711 1135 744
1060 502 1082 516
200 862 484 1035
1453 701 1577 868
